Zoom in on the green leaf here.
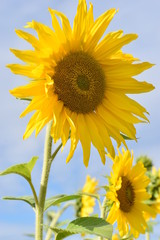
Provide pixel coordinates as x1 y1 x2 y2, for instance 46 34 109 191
2 196 35 208
0 156 38 181
50 217 113 240
53 228 73 240
56 220 70 228
45 194 81 211
79 192 99 200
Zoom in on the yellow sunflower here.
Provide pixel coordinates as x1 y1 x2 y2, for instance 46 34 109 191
80 175 98 217
8 0 154 166
106 148 156 238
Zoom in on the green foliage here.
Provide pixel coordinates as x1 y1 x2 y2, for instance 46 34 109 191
0 156 38 182
50 217 113 240
146 168 160 201
136 155 153 171
45 194 81 211
2 196 35 209
45 193 98 211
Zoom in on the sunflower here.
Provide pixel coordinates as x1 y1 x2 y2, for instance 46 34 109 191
80 175 98 217
106 148 156 238
8 0 154 166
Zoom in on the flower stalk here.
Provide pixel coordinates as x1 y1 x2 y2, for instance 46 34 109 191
99 196 107 240
35 122 53 240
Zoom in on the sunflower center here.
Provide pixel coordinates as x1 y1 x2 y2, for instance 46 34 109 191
53 51 106 113
117 176 135 213
77 75 90 91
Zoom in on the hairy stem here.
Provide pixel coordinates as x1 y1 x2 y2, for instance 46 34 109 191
99 196 107 240
28 180 39 207
35 122 53 240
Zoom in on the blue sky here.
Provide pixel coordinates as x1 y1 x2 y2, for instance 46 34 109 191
0 0 160 239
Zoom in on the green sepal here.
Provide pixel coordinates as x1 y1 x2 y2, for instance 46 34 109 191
120 133 135 141
16 97 32 101
0 156 38 182
2 196 35 209
49 217 113 240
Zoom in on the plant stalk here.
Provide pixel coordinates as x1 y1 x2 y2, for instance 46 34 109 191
35 122 53 240
99 196 107 240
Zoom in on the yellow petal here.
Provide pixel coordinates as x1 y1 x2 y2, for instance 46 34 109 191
53 10 72 41
77 114 91 167
49 8 66 43
84 8 117 52
95 32 137 59
97 104 137 140
23 111 39 139
73 0 87 39
10 80 45 98
106 77 155 94
15 29 40 49
65 112 79 163
10 49 39 64
105 62 154 78
7 64 35 78
85 113 106 164
105 91 149 121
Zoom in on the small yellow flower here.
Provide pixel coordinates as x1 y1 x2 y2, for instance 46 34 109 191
106 148 156 238
80 175 98 217
8 0 154 166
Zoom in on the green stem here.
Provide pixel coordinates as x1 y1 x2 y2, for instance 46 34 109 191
35 122 53 240
29 180 39 207
145 232 150 240
35 122 63 240
101 196 107 219
45 202 74 240
50 142 63 163
99 196 107 240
